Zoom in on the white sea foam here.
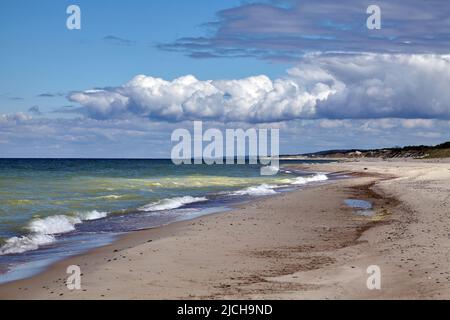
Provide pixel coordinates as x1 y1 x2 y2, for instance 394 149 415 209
0 234 55 255
232 184 277 196
27 215 82 235
96 194 123 200
77 210 108 221
138 196 208 212
290 174 328 185
0 210 109 255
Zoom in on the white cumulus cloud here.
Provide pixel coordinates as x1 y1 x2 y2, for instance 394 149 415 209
68 54 450 123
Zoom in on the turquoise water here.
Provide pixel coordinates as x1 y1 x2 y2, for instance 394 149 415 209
0 159 332 282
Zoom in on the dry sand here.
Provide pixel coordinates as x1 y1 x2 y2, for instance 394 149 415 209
0 159 449 299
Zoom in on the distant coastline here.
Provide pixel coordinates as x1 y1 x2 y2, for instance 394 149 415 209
282 141 450 160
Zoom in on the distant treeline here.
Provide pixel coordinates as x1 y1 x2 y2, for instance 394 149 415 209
286 141 450 159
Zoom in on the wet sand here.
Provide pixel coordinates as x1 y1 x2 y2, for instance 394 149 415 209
1 159 449 299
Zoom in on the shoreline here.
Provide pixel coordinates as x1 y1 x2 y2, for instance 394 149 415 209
0 161 330 279
0 173 338 296
0 169 330 286
1 159 449 299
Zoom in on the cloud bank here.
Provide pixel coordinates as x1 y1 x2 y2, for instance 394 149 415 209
1 113 449 157
160 0 450 60
68 54 450 123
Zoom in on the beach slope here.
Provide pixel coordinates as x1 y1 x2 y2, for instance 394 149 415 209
1 159 449 299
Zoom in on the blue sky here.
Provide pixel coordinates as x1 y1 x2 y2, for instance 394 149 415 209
1 0 450 157
0 0 285 114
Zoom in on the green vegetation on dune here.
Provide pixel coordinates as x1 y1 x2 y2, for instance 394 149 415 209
426 148 450 159
300 141 450 159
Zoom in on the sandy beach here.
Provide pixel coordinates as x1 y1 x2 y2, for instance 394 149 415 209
0 159 449 299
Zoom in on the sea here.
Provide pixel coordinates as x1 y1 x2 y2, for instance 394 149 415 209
0 158 334 283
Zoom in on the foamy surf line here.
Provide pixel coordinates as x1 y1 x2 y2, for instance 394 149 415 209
138 196 208 212
230 184 278 196
0 210 108 255
0 173 328 256
0 196 210 256
0 197 207 256
0 171 332 284
290 173 328 185
228 173 328 196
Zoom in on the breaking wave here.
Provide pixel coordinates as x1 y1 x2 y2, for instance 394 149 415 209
138 196 208 212
0 210 108 255
290 174 328 185
76 210 108 221
231 184 277 196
